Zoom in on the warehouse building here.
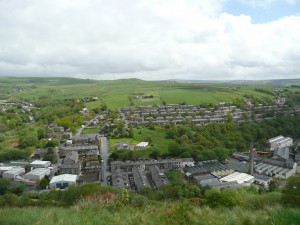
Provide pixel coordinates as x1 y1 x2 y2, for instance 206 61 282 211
198 160 234 177
254 162 296 179
2 167 25 179
253 174 272 187
185 160 234 178
30 160 51 169
0 166 14 177
220 172 254 184
24 168 51 181
268 136 293 151
49 174 77 189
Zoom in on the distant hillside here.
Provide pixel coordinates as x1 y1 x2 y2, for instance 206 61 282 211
166 79 300 86
0 76 298 109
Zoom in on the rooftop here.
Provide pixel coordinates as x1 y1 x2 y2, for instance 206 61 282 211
30 160 51 166
50 174 77 184
26 168 50 176
3 167 25 174
220 172 254 184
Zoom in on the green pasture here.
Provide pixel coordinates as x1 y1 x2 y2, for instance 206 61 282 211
1 77 297 109
108 127 174 154
133 127 174 154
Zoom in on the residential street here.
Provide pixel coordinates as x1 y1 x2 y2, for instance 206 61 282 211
99 136 111 185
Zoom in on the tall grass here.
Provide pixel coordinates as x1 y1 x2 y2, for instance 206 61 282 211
0 201 299 225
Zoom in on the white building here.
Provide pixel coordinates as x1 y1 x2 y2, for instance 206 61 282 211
135 142 149 149
0 166 14 176
49 174 77 189
30 160 51 169
268 136 293 151
2 167 25 179
182 158 195 167
220 172 254 184
24 168 51 181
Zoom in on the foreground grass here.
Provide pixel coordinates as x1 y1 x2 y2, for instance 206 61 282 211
0 203 299 225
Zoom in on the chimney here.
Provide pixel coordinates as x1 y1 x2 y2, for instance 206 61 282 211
248 143 254 176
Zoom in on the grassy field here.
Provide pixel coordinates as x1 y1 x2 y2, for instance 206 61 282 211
0 203 299 225
0 77 285 109
133 127 174 154
109 127 173 153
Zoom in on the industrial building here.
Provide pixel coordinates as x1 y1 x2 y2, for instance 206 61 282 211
0 166 14 177
2 167 25 179
268 135 293 151
253 174 272 187
184 160 234 178
220 172 254 184
30 160 51 169
24 168 51 181
254 162 296 179
49 174 77 189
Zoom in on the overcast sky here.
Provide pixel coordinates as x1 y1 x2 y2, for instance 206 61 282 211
0 0 299 80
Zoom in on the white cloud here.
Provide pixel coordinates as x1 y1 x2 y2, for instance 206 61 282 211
0 0 299 80
233 0 299 7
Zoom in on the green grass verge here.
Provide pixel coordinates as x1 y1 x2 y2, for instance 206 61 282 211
0 203 299 225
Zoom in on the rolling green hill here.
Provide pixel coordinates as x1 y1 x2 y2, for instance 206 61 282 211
0 77 284 109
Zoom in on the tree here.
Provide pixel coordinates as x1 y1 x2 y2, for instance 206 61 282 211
37 127 46 140
168 143 181 157
39 178 49 189
0 178 11 195
19 135 38 149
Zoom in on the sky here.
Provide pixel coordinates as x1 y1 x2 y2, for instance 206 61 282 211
0 0 299 81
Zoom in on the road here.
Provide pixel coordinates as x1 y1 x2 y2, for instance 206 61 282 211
99 136 111 185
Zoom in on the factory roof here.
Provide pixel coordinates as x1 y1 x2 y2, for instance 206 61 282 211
220 172 254 184
50 174 77 184
25 168 50 176
30 160 51 166
3 167 25 174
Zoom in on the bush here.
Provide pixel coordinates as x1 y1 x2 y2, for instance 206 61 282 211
205 189 237 208
130 195 148 207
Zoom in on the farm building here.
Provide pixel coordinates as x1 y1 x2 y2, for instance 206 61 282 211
24 168 51 181
2 167 25 179
135 142 149 149
220 172 254 184
49 174 77 189
30 160 51 169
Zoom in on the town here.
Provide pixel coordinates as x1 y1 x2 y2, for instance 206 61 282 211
1 98 300 193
